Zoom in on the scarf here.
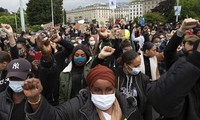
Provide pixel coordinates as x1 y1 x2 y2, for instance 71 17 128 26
96 99 122 120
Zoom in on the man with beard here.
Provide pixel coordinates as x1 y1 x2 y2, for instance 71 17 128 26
164 18 200 70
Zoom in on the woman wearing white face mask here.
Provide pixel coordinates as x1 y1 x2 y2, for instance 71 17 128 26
91 47 154 120
23 65 142 120
87 36 99 56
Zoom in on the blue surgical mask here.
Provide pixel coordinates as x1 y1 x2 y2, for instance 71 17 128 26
128 66 141 75
73 57 86 63
9 81 24 93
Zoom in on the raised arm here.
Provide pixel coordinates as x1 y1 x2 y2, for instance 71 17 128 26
147 41 200 117
1 24 18 59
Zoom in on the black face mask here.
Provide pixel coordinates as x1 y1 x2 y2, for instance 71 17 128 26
18 49 26 58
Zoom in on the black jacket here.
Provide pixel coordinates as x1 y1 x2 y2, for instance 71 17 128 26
0 88 28 120
39 39 74 106
54 39 74 74
0 70 8 92
25 89 143 120
39 55 58 106
115 67 152 120
164 32 183 70
147 52 200 120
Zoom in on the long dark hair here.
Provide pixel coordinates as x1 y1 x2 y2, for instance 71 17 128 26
141 42 154 53
120 50 139 65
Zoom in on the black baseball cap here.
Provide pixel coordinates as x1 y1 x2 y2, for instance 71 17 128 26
6 58 31 80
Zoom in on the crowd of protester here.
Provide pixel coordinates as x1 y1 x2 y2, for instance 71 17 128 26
0 17 200 120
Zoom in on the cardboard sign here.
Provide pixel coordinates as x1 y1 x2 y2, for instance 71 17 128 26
78 19 85 24
96 18 107 27
79 24 87 33
75 23 82 30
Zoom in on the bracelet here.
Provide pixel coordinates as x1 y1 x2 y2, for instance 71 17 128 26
28 95 41 105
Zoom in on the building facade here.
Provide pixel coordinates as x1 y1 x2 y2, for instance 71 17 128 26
66 0 164 23
66 3 129 23
115 4 129 20
129 0 164 20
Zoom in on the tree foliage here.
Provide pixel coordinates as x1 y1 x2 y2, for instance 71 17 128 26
144 12 167 24
151 0 176 19
26 0 63 25
0 7 9 16
179 0 200 19
152 0 200 22
0 7 20 31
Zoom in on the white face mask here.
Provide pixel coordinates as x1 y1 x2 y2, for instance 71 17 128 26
91 93 116 110
128 66 141 75
78 39 82 44
9 81 24 93
89 41 96 46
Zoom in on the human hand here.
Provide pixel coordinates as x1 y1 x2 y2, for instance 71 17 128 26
49 29 61 43
97 27 111 39
32 60 40 70
23 78 43 101
179 18 199 33
36 32 52 57
1 24 13 37
24 34 32 40
98 46 115 59
50 33 61 43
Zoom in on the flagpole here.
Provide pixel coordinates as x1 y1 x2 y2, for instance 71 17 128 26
109 0 116 25
176 0 179 22
19 0 25 32
51 0 54 27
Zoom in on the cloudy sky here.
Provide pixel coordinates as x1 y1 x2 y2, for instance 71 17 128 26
0 0 128 12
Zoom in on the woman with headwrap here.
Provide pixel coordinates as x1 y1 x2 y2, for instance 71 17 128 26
23 65 142 120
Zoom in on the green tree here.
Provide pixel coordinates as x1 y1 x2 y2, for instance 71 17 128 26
151 0 176 19
26 0 63 25
179 0 200 19
152 0 200 22
63 9 67 25
0 7 9 16
144 12 167 24
0 7 20 32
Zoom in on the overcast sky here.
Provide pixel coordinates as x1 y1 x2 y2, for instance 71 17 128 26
0 0 128 12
